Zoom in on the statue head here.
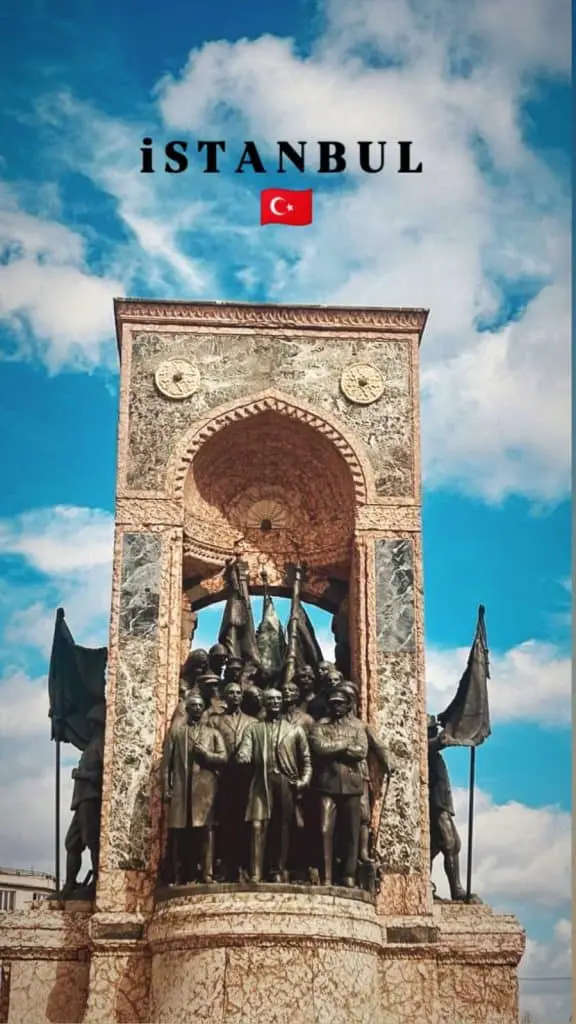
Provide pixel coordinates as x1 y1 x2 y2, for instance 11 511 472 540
318 662 341 692
241 684 262 718
196 670 220 703
281 681 299 709
316 661 332 684
181 648 209 684
327 687 351 721
263 688 282 719
209 643 229 675
185 691 205 723
224 658 244 684
223 681 242 711
326 666 344 692
339 680 359 713
294 665 315 697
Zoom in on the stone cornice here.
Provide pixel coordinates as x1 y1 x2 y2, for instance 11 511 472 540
113 298 429 355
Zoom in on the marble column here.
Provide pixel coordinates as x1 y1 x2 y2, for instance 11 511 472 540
95 524 183 917
353 528 430 916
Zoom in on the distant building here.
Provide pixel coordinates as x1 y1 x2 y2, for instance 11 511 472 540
0 868 56 912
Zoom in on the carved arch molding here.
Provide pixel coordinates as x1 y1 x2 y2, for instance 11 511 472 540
165 392 372 585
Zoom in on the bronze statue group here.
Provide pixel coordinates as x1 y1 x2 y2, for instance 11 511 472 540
161 644 394 891
60 550 472 903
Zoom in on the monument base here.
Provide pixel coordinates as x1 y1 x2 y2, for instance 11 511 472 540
0 891 525 1024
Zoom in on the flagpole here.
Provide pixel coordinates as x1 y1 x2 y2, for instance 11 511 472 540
465 745 476 901
283 563 303 686
55 737 61 892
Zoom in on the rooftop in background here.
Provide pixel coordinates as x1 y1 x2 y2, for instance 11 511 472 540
0 867 56 880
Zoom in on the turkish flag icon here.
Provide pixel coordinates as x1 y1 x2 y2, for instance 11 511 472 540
260 188 313 226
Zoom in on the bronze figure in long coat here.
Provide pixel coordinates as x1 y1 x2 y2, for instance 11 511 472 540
212 682 257 880
162 692 227 883
237 689 312 882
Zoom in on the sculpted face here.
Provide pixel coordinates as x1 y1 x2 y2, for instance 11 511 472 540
209 643 229 674
224 661 243 684
317 661 331 683
224 683 242 711
339 681 358 712
327 669 344 691
327 693 349 720
264 689 282 718
182 649 209 684
296 667 315 696
281 682 299 708
186 695 205 723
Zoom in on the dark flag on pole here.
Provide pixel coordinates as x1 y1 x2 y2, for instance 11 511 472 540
218 553 261 666
48 608 108 751
256 593 287 684
294 603 323 675
435 605 490 902
438 605 491 747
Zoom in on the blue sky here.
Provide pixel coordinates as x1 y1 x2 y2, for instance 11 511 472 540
0 1 571 1020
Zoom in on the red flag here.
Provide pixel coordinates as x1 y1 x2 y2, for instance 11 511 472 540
260 188 313 226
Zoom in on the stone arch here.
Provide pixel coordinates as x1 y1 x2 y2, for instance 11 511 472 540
165 389 373 505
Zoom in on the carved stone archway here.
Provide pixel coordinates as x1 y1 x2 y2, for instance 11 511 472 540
171 391 373 591
165 389 375 505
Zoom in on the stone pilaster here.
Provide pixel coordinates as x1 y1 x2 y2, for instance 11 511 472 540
96 522 183 918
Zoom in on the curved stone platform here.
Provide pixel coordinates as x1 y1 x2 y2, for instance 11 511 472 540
0 892 525 1023
148 887 382 1024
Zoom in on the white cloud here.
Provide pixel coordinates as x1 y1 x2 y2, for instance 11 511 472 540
426 639 570 726
0 506 114 657
432 787 571 908
34 91 216 298
0 183 124 371
148 0 570 504
0 506 114 575
0 670 49 739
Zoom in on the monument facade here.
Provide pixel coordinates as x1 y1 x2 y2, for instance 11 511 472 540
0 300 525 1023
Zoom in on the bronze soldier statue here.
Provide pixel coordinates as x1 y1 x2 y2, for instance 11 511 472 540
197 670 225 719
223 657 244 686
428 714 467 901
62 702 106 897
337 680 395 864
162 692 227 884
237 688 312 883
213 682 257 880
310 687 368 887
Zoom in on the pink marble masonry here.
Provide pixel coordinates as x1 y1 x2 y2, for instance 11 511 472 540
0 301 525 1023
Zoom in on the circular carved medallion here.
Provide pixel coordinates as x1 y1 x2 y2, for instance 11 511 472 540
154 359 200 399
339 363 384 405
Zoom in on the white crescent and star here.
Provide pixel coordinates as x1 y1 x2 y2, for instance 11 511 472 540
270 196 294 216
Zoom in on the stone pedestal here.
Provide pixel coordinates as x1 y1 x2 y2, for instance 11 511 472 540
0 901 91 1024
0 891 524 1023
148 888 382 1024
